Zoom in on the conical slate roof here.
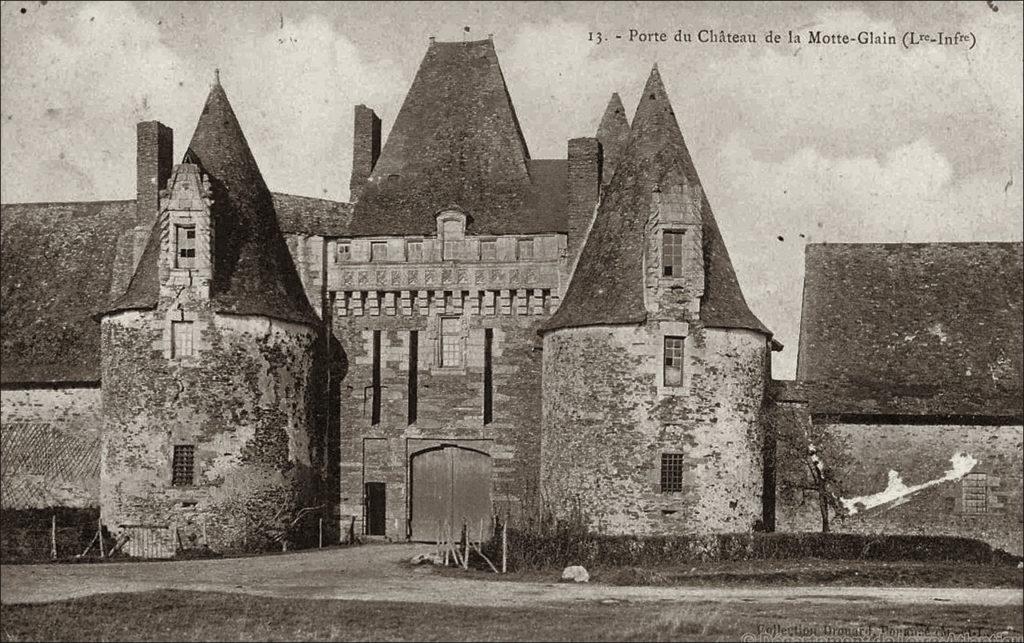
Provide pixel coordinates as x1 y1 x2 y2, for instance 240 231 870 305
350 39 540 236
542 66 770 336
595 93 630 185
101 77 320 327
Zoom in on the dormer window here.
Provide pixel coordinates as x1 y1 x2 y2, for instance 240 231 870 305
437 210 467 261
175 225 196 269
337 242 351 263
662 230 685 277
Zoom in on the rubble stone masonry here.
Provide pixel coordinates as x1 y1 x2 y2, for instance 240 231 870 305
541 324 769 534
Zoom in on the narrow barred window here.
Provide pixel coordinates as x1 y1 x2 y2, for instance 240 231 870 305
408 330 418 425
517 238 534 261
172 445 195 486
483 328 493 424
371 330 381 425
370 241 388 262
407 241 424 262
337 242 351 262
662 231 685 277
660 453 684 493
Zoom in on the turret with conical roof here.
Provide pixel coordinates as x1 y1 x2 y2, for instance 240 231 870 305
539 65 773 537
102 72 320 327
542 65 769 336
595 92 630 186
97 73 324 556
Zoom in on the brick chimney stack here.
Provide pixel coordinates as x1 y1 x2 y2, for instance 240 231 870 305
350 105 381 201
136 121 173 226
566 137 603 267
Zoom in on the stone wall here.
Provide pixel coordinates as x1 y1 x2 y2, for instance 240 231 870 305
776 421 1024 555
541 324 769 535
335 313 545 540
0 387 102 509
100 310 320 553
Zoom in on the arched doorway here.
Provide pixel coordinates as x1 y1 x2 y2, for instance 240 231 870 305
409 445 492 542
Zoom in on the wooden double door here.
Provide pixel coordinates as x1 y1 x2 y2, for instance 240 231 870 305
409 445 492 542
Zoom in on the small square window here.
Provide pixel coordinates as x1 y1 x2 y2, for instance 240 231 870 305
407 241 424 262
517 238 534 261
337 243 351 262
661 453 685 493
176 225 196 269
662 231 685 277
370 241 388 262
171 321 194 358
172 445 195 487
664 336 685 387
480 240 497 261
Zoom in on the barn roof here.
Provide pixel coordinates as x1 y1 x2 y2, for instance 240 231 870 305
797 242 1024 420
349 39 568 236
102 77 322 328
541 66 771 336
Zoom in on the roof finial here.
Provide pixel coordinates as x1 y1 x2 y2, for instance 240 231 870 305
429 35 436 43
214 68 221 85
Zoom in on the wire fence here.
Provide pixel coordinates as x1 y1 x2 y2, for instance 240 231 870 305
0 508 108 563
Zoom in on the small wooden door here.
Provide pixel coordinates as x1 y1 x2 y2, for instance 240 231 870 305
365 482 386 536
409 446 492 542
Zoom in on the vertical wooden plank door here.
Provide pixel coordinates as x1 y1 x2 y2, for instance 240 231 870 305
409 446 492 542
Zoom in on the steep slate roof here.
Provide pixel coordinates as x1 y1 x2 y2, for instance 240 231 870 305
595 93 630 185
1 200 136 384
797 242 1024 419
273 193 353 236
102 78 321 327
541 66 770 336
350 39 567 237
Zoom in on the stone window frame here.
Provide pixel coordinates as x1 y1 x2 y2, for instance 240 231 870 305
656 321 690 394
175 224 197 269
336 241 352 263
660 452 685 493
171 444 196 487
370 241 388 263
516 237 535 261
438 315 464 368
480 238 498 262
437 210 467 261
661 229 688 278
406 239 425 263
161 309 204 361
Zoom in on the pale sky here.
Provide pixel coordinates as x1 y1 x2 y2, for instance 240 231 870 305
2 1 1022 377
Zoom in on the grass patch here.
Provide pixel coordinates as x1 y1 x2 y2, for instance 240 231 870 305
482 526 1021 572
436 558 1023 589
1 590 1021 642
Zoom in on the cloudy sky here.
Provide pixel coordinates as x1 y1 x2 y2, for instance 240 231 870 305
2 1 1021 377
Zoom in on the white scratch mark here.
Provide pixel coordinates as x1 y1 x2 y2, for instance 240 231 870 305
841 452 978 515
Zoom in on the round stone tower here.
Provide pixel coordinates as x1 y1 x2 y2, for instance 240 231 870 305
538 66 775 535
97 76 323 555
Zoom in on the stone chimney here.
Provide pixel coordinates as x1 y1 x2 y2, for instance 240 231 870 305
350 105 381 201
566 137 602 266
136 121 173 226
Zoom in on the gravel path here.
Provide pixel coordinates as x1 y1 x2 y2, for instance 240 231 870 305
2 543 1020 608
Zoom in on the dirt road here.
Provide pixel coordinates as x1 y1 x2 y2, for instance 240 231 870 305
2 543 1020 608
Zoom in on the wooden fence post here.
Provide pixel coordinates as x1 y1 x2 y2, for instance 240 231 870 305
319 518 323 548
462 520 469 570
50 515 57 560
501 520 507 574
98 516 105 559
